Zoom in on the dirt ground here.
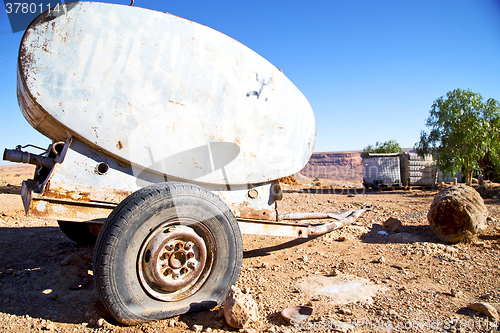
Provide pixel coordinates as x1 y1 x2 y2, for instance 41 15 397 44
0 165 499 332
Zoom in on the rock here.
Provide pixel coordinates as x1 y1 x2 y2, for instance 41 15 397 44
428 185 488 243
450 288 463 298
2 211 16 217
224 286 260 328
388 309 398 317
383 217 402 232
96 318 105 328
377 256 386 264
42 322 56 331
467 302 499 321
338 308 352 315
391 263 409 270
191 324 203 332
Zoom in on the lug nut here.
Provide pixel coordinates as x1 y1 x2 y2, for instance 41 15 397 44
187 261 196 269
164 267 173 276
172 272 180 279
165 244 173 251
175 242 184 250
184 241 193 250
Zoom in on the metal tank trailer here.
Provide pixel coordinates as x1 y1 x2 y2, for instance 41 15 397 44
4 2 369 325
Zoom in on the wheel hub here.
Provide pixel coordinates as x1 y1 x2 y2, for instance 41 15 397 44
138 223 213 301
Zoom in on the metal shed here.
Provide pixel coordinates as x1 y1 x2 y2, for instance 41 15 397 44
362 153 403 189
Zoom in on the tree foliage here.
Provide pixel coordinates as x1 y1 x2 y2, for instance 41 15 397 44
362 139 403 156
415 89 500 185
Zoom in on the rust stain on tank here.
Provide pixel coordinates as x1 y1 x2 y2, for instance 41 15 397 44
44 189 92 202
116 141 123 150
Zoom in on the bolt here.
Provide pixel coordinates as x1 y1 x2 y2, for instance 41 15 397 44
180 267 188 275
172 272 180 279
184 241 193 250
187 252 195 259
165 244 173 251
187 261 196 269
175 242 184 250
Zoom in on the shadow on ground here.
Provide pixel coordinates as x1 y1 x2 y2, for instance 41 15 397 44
0 226 98 324
0 185 21 195
361 223 443 244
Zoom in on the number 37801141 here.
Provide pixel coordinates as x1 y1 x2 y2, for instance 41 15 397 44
5 3 65 15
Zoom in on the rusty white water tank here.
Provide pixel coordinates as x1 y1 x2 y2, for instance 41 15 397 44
17 2 315 186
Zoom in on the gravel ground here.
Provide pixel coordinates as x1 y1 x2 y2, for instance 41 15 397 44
0 167 499 332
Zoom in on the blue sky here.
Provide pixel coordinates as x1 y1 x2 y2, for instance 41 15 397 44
1 0 499 166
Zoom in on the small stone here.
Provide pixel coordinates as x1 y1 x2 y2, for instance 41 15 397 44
338 308 352 315
383 217 402 233
167 319 176 327
5 269 13 275
377 256 386 264
42 322 56 331
391 263 409 270
337 236 347 242
388 309 398 316
450 289 463 298
192 324 203 332
261 262 269 269
330 268 340 276
96 318 105 328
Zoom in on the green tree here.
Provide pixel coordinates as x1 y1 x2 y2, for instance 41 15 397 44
362 139 403 156
415 89 500 185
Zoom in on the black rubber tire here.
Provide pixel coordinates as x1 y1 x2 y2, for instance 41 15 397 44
93 182 243 325
57 220 97 246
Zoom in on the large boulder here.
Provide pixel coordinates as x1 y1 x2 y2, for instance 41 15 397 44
428 184 488 243
223 286 260 328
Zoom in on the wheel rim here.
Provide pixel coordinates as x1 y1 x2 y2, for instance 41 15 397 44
138 219 215 301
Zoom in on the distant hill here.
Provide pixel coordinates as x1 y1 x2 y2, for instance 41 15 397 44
299 151 363 181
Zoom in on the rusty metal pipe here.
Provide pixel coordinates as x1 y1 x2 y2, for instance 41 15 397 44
307 208 367 236
280 210 353 220
3 148 55 168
